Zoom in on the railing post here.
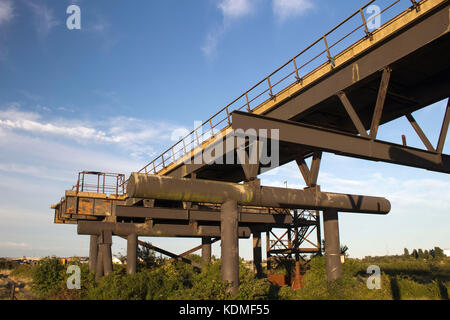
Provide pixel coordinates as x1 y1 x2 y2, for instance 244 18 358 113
226 106 231 125
182 138 187 154
360 8 372 40
152 161 156 174
245 93 251 111
267 77 274 98
162 155 166 168
323 36 335 67
293 58 302 83
195 128 201 147
209 119 214 137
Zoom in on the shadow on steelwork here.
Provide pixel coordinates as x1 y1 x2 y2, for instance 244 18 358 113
389 146 449 173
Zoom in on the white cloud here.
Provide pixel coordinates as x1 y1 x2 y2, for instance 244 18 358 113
202 0 255 59
0 0 13 25
26 1 60 38
0 241 31 249
218 0 253 20
273 0 314 21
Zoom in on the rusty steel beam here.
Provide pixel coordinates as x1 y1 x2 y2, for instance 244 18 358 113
127 173 390 214
136 239 202 270
405 113 436 152
370 68 392 139
337 91 369 137
115 206 295 225
172 238 220 261
78 220 251 238
232 111 450 174
437 99 450 153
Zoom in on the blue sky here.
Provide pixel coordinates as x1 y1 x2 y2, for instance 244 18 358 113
0 0 448 260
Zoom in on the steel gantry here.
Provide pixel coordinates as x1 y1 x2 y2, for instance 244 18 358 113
52 0 449 294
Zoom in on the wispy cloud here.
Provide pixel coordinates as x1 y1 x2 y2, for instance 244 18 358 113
272 0 314 22
26 1 60 38
0 241 31 249
0 106 186 160
218 0 253 19
201 0 254 59
0 0 14 26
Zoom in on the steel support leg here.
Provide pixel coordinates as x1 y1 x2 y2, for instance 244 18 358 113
89 235 98 273
100 230 113 276
221 200 239 295
252 231 262 278
323 209 342 282
95 242 104 282
127 233 137 274
202 237 212 265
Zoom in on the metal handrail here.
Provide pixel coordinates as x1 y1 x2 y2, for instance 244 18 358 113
139 0 417 175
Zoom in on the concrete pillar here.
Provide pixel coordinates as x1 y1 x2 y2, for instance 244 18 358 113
89 235 98 273
252 231 262 278
323 209 342 282
127 233 137 274
220 199 239 295
202 237 212 265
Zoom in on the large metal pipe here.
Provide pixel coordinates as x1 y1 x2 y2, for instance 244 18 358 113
323 209 342 282
127 173 390 214
127 233 137 274
89 235 98 273
221 200 239 295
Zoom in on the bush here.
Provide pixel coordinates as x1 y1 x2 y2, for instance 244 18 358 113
32 256 65 299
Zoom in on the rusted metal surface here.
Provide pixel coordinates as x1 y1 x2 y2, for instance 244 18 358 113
78 220 252 238
324 209 342 282
221 200 239 295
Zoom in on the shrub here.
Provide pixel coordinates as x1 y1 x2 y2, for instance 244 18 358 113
32 256 65 299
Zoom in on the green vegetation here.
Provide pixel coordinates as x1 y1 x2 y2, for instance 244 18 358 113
3 248 448 300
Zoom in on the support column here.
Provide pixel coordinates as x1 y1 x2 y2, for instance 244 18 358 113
89 235 98 273
221 200 239 295
202 237 212 266
252 231 262 278
127 233 137 274
266 230 271 273
323 209 342 282
95 240 104 282
99 230 113 276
